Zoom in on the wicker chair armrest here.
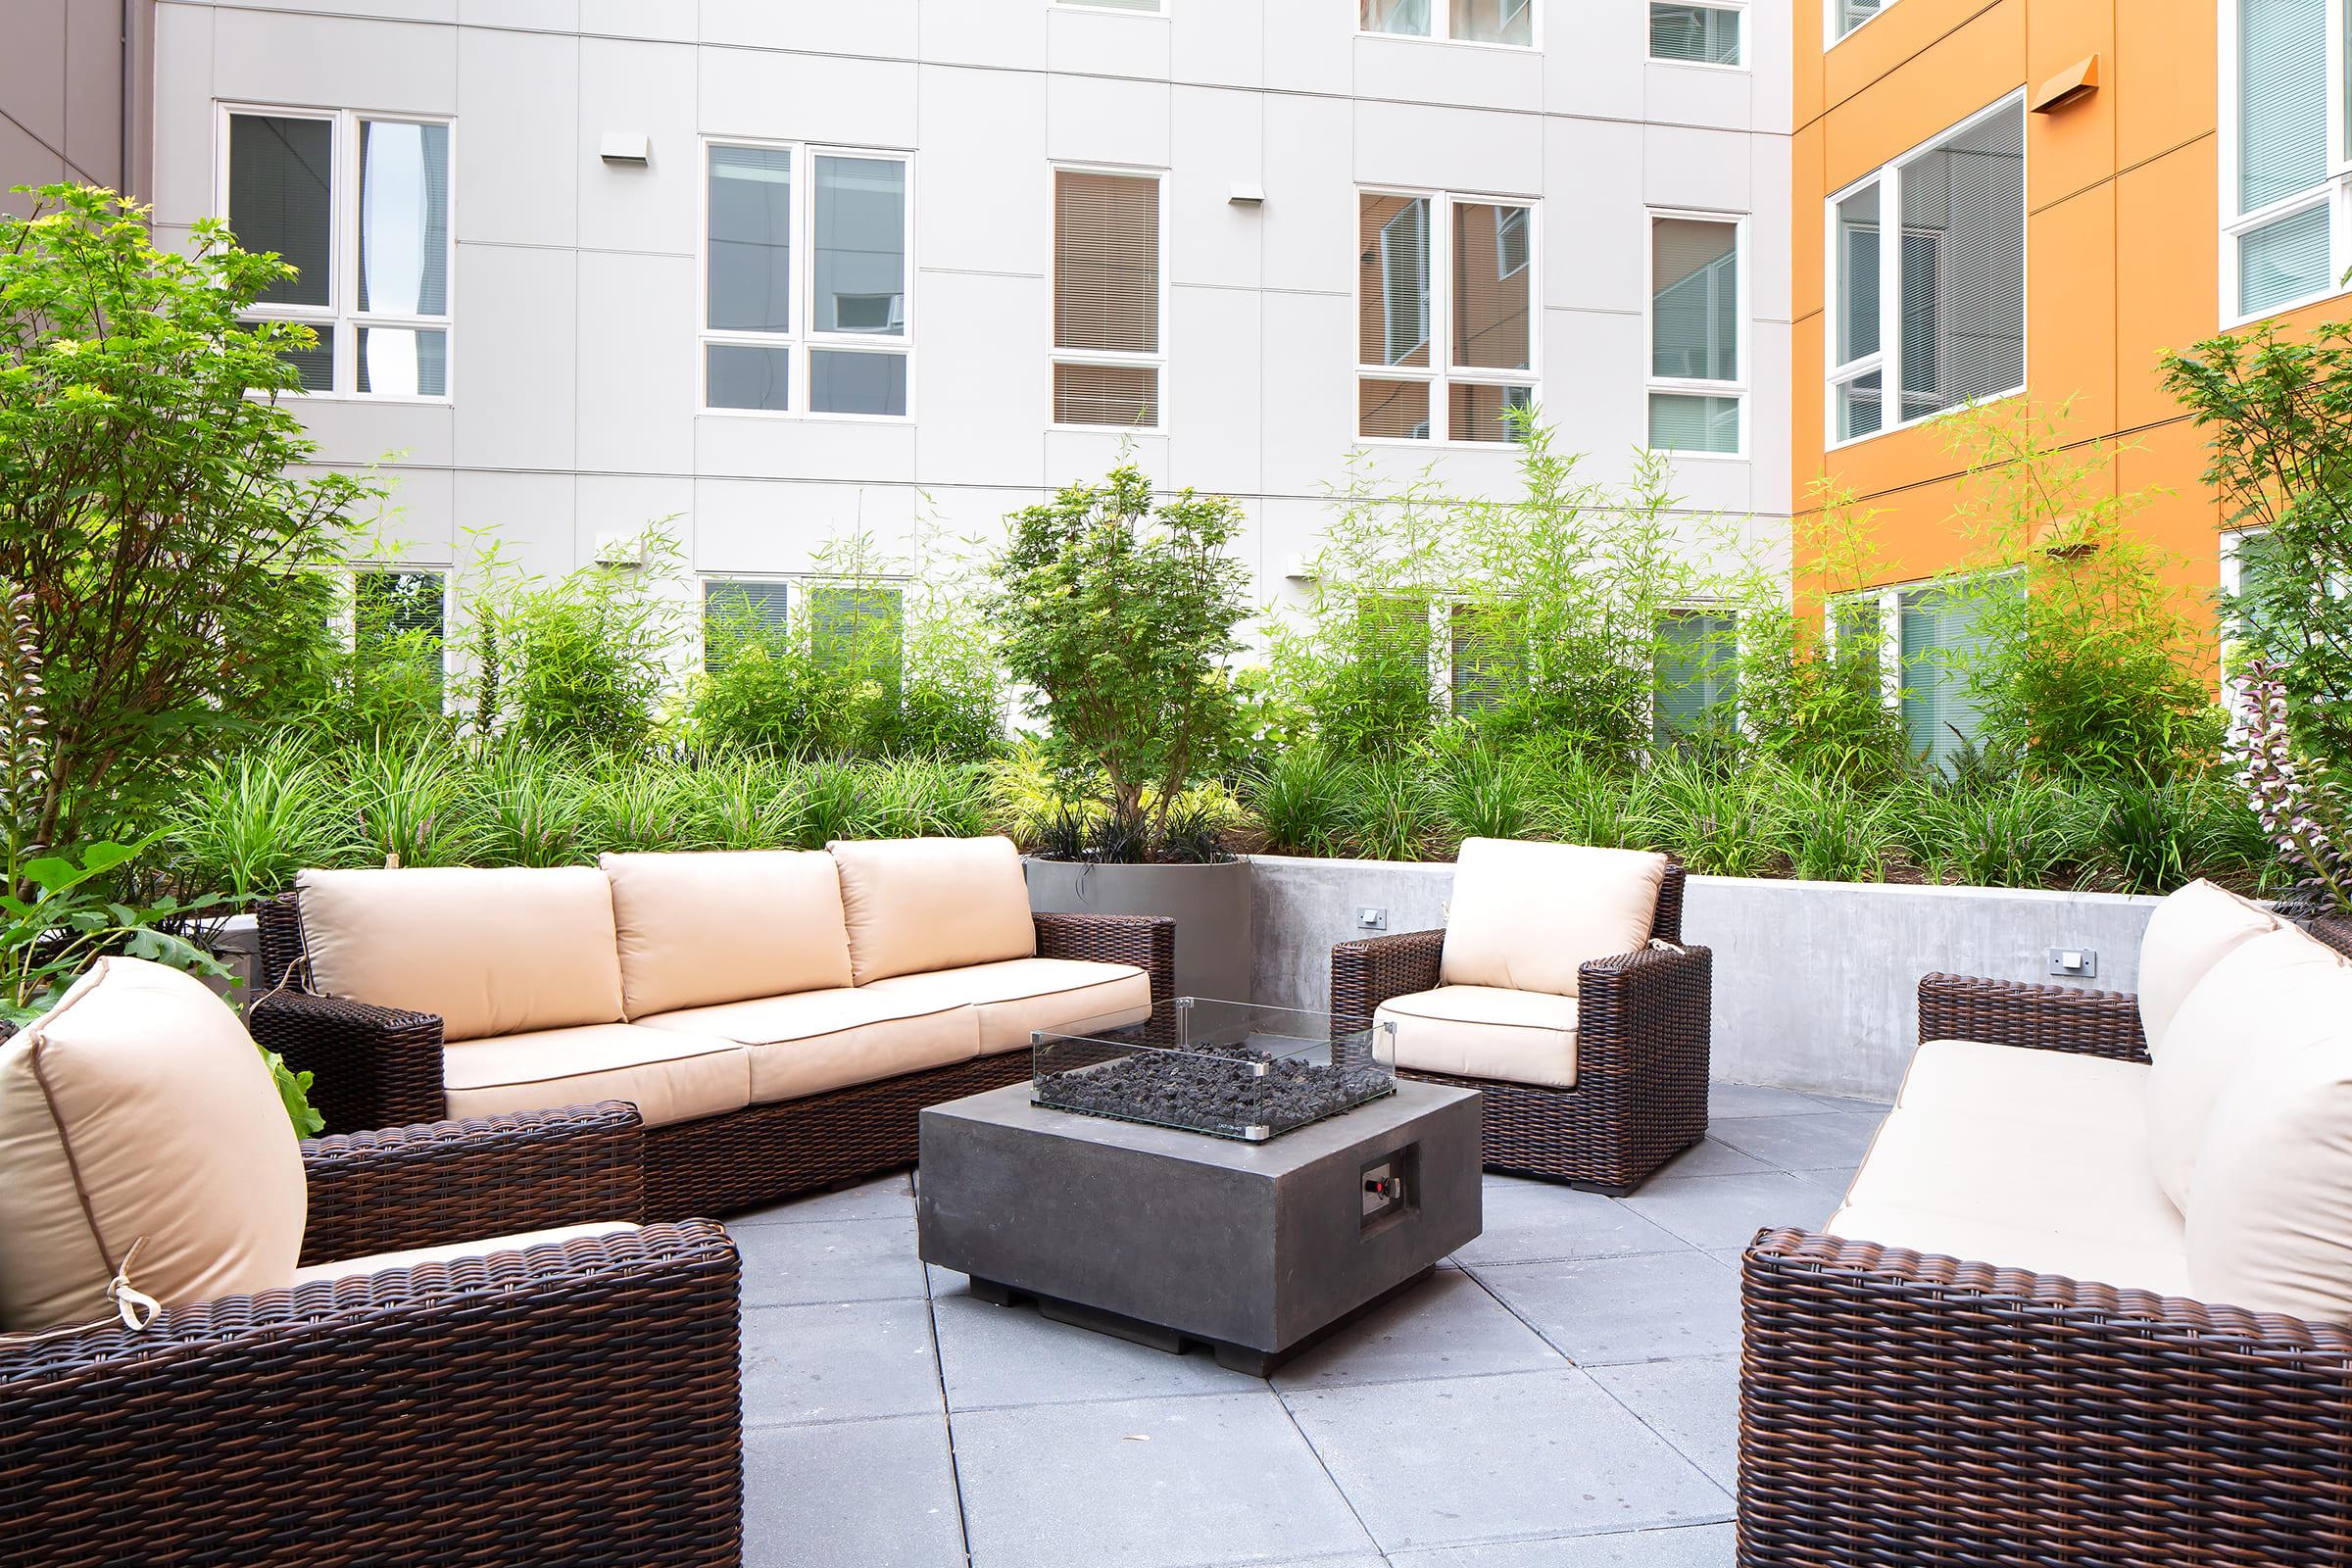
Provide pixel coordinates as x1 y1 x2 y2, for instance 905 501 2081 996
1576 942 1713 1080
1917 972 2149 1061
1330 929 1447 1022
247 987 447 1134
0 1221 741 1565
2313 916 2352 961
300 1102 647 1267
1034 910 1176 1010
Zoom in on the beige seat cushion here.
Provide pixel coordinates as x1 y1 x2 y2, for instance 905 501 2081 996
1898 1038 2152 1132
1829 1202 2193 1298
2182 962 2352 1322
0 958 308 1332
1845 1100 2181 1254
293 1221 640 1287
442 1023 750 1129
601 850 855 1017
827 836 1036 985
863 957 1152 1054
1439 838 1667 998
2145 925 2352 1205
1374 986 1580 1090
641 989 980 1102
2134 878 2280 1054
298 866 625 1042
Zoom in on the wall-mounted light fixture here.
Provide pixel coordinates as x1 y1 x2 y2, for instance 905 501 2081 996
2030 55 2098 115
1228 181 1266 207
600 132 651 166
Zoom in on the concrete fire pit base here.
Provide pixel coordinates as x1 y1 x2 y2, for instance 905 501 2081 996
915 1080 1482 1375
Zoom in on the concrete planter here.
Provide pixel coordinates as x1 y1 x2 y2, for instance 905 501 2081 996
1024 858 1254 1004
1244 854 2163 1101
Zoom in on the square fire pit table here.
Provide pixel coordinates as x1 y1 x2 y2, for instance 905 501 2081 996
917 1002 1482 1374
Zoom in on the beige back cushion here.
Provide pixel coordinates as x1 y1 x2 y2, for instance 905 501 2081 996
0 957 307 1332
1440 838 1669 998
827 837 1037 985
2135 879 2280 1054
601 851 855 1017
2186 954 2352 1320
2146 925 2351 1206
298 866 625 1042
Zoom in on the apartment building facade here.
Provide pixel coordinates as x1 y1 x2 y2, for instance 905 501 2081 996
59 0 1794 667
1792 0 2343 760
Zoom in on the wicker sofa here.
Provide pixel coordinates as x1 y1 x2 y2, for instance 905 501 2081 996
252 837 1173 1219
1741 886 2352 1567
1331 841 1711 1193
1 957 739 1567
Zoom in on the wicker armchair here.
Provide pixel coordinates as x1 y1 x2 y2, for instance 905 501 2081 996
0 1102 744 1567
252 896 1176 1219
1740 914 2352 1568
1331 862 1711 1192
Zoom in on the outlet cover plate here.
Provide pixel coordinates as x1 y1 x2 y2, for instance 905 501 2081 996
2046 947 2098 979
1355 906 1387 932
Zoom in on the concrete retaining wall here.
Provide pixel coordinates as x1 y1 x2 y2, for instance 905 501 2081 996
1248 855 2161 1101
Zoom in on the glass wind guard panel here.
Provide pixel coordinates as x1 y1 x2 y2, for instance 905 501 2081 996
1033 998 1397 1142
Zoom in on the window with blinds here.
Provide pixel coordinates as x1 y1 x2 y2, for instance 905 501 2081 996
1358 190 1537 442
2228 0 2347 318
226 109 452 397
807 585 906 683
1833 0 1889 40
1649 3 1741 66
1449 604 1522 715
1054 170 1162 427
1653 612 1740 746
702 579 793 674
354 569 447 701
704 142 911 417
1361 0 1533 44
1826 98 2024 445
1647 214 1743 455
1897 585 2001 771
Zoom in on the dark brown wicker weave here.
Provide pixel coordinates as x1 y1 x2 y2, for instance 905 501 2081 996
1739 953 2352 1568
252 896 1176 1221
1330 863 1710 1193
0 1104 743 1567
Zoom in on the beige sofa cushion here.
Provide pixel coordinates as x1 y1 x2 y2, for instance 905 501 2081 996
827 836 1037 985
863 957 1152 1054
441 1022 751 1129
298 866 625 1042
2182 964 2352 1321
1439 838 1667 998
1829 1202 2193 1298
1845 1100 2181 1254
2145 925 2352 1205
2135 878 2280 1054
1374 986 1580 1090
0 958 308 1332
1898 1038 2150 1132
601 850 854 1017
294 1221 640 1286
641 988 980 1102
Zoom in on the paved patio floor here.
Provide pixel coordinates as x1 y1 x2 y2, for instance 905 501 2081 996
729 1080 1887 1568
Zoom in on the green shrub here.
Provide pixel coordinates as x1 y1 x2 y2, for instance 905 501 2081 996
2163 323 2352 769
1934 406 2223 784
1248 746 1357 858
463 531 682 754
169 738 347 897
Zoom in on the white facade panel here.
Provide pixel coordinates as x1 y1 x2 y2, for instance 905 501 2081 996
149 0 1795 623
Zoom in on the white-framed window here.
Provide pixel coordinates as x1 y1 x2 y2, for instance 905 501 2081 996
1832 580 2003 770
1653 609 1740 745
1650 2 1743 67
1357 188 1539 443
1053 167 1165 430
1829 0 1893 43
701 140 911 418
349 566 450 702
220 106 453 399
1647 211 1746 456
701 575 907 674
1826 95 2026 448
2221 0 2351 323
1360 0 1537 48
